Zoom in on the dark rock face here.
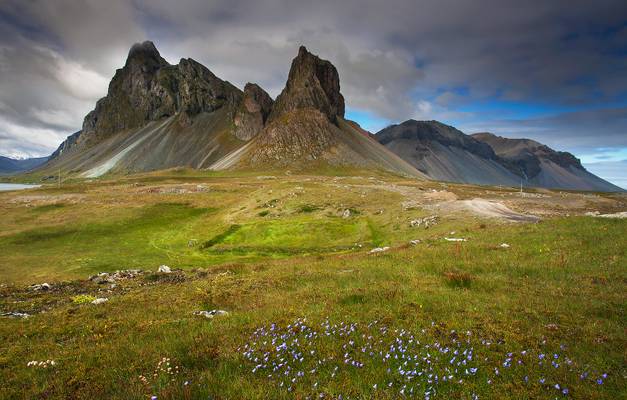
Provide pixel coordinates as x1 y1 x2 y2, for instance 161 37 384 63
78 41 242 146
243 46 348 166
471 132 584 179
268 46 345 124
50 130 82 159
377 120 497 160
249 109 336 164
233 83 274 141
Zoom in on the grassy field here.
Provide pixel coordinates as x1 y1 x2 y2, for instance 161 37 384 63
0 171 625 399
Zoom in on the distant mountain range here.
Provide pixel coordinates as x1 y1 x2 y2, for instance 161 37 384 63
30 41 621 192
376 121 622 192
0 156 48 175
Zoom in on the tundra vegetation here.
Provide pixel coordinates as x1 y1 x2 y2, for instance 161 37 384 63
0 169 625 399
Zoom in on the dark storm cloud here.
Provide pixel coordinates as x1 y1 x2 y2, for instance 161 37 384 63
0 0 625 161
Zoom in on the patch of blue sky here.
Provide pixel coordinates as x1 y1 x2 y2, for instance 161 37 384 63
344 108 393 133
578 147 627 164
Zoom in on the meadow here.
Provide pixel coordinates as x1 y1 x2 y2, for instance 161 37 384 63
0 170 625 399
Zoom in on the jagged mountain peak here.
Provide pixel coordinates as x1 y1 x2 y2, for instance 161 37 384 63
125 40 168 69
233 82 274 141
268 46 345 124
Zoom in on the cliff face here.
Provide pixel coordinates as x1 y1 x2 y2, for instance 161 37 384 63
241 46 347 165
471 133 584 179
67 41 243 150
268 46 344 124
233 83 274 141
377 120 497 160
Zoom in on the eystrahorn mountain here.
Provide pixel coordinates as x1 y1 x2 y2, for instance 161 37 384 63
42 42 423 178
40 41 621 191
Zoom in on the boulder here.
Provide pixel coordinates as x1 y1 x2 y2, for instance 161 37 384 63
30 282 51 291
370 246 390 254
157 265 172 273
89 272 115 284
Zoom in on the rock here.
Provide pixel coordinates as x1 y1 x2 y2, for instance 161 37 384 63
410 239 421 245
89 272 115 284
91 298 108 305
58 40 242 152
233 83 274 141
268 46 344 124
342 209 351 218
1 311 30 319
370 246 390 254
193 310 229 319
30 282 51 291
444 237 467 242
545 323 559 331
593 211 627 219
111 269 143 279
157 265 172 273
499 243 511 248
410 215 438 229
188 239 198 247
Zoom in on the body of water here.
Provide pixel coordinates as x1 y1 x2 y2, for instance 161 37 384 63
0 183 41 191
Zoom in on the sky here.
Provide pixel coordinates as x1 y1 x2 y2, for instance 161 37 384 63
0 0 626 188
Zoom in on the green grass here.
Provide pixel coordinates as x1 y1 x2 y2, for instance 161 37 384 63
0 203 215 281
0 174 624 399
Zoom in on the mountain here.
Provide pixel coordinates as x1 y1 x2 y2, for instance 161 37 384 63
376 120 623 192
42 42 423 178
472 132 623 192
0 156 49 174
208 46 424 177
42 41 251 177
375 120 521 186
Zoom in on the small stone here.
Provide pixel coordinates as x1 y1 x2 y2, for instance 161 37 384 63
370 246 390 254
342 209 351 218
157 265 172 273
545 323 559 331
410 215 438 229
30 283 51 291
499 243 511 248
90 272 115 284
193 310 229 319
91 298 108 305
410 239 421 245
